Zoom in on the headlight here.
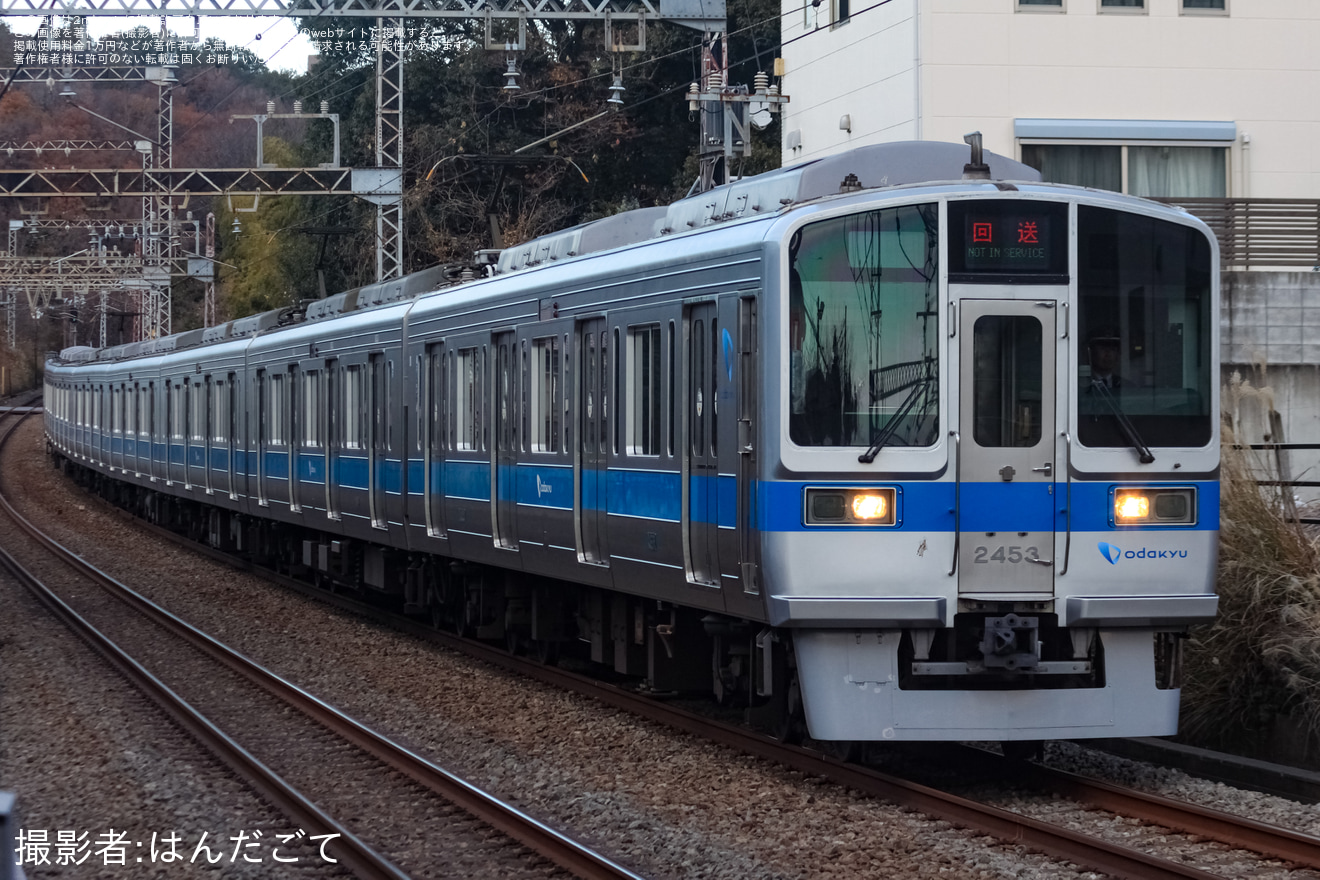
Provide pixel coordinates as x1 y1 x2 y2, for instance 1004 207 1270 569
1115 493 1149 520
805 487 897 526
1112 487 1196 526
851 493 888 520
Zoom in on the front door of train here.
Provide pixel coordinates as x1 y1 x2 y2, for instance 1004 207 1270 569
957 299 1057 595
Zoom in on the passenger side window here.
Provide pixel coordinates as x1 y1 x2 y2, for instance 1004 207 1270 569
269 374 285 445
191 381 207 443
426 347 445 455
455 347 483 451
171 383 185 441
213 380 227 443
627 324 663 456
303 371 322 447
344 366 364 450
531 336 561 453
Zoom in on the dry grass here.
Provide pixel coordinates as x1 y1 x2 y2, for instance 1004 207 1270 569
1180 373 1320 756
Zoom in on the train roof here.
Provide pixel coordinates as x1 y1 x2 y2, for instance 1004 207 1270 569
495 141 1039 275
60 141 1182 369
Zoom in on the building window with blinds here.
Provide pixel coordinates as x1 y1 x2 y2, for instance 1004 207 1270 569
1021 143 1227 198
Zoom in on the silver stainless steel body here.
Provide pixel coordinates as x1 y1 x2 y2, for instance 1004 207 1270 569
45 141 1220 742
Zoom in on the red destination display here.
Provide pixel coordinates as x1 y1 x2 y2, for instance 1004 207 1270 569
948 200 1069 279
963 214 1052 271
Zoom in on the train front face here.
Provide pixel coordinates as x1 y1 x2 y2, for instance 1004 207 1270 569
765 189 1219 742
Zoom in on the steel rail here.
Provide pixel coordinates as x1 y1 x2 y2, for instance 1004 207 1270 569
954 746 1320 871
106 518 1227 880
0 410 408 880
2 411 643 880
39 408 1300 880
480 648 1226 880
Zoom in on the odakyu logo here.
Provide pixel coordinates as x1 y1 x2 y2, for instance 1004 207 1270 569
1097 541 1188 565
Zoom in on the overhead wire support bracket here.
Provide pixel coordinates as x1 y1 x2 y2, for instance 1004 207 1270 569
484 11 527 51
0 0 727 292
604 10 646 52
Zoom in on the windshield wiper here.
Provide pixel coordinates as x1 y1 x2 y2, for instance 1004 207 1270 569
859 381 929 464
1091 379 1155 464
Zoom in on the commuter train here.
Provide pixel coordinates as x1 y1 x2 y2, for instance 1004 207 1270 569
44 140 1220 746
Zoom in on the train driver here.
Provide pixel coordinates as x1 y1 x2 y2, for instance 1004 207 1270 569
1086 327 1125 390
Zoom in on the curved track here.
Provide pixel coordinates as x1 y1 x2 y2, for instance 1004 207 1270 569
23 403 1320 880
96 498 1320 880
0 405 643 880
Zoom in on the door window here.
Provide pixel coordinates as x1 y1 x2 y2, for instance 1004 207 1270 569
972 315 1044 448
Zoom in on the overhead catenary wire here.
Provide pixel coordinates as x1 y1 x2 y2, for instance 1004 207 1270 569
216 29 801 289
24 0 887 294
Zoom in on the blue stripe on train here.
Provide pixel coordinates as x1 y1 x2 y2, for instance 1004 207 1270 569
177 446 1219 535
298 452 327 483
518 464 574 510
758 479 1218 533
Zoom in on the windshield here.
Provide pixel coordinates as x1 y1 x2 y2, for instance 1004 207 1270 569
1077 206 1213 449
788 203 940 448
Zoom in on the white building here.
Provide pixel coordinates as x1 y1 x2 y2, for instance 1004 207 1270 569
779 0 1320 199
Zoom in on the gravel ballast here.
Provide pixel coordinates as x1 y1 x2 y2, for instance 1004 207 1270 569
7 419 1320 879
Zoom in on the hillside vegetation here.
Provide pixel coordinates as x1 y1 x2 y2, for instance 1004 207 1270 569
0 4 778 369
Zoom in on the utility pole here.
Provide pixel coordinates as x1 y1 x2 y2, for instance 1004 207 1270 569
686 34 788 192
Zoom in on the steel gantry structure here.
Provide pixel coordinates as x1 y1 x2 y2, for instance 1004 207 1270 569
0 0 727 344
1 16 183 341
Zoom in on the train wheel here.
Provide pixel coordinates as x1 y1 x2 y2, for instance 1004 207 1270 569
712 662 738 706
452 598 476 639
426 587 446 630
710 635 745 706
773 674 807 746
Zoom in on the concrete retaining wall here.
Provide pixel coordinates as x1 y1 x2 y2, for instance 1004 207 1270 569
1222 271 1320 504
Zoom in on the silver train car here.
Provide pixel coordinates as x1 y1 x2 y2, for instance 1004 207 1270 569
44 141 1220 745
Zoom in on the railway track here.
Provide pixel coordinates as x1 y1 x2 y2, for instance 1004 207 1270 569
944 744 1320 870
0 405 643 880
386 627 1320 880
15 405 1320 879
93 504 1320 880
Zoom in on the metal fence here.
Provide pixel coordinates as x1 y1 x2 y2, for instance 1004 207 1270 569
1242 442 1320 525
1154 198 1320 270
